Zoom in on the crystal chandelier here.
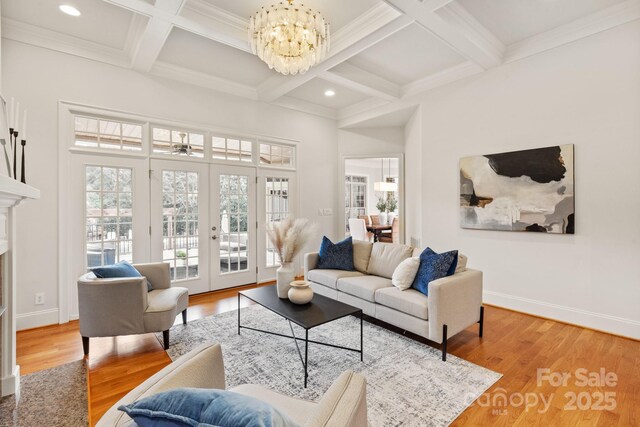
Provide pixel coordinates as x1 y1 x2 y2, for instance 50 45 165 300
248 0 330 75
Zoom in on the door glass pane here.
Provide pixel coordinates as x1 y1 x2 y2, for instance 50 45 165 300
162 170 199 281
85 166 133 269
265 177 289 267
219 174 249 274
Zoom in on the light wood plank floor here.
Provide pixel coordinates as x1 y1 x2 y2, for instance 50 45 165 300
16 285 640 426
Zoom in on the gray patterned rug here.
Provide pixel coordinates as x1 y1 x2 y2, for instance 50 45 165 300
0 360 88 426
158 305 501 426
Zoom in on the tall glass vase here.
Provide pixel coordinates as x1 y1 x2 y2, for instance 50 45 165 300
276 262 295 299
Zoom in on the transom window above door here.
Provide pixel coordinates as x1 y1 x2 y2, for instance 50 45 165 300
75 116 142 152
212 136 252 162
153 127 205 158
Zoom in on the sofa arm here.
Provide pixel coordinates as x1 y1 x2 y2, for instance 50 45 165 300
304 371 368 427
304 252 319 280
133 262 171 290
428 269 483 343
96 343 226 427
77 274 148 338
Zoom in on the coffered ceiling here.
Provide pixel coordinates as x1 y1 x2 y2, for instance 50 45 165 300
2 0 639 127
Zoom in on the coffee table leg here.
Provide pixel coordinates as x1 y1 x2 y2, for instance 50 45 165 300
360 310 363 362
304 329 309 388
237 293 241 335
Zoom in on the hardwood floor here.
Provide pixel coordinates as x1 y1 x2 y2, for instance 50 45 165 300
16 287 640 426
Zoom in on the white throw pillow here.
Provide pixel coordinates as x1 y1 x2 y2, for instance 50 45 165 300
391 256 420 290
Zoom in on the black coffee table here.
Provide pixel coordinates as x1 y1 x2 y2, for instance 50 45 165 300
238 285 363 388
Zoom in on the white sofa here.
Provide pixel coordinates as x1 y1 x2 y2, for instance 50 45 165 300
304 241 483 361
97 343 368 427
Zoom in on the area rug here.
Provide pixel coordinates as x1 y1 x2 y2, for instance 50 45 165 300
0 360 88 426
158 305 501 426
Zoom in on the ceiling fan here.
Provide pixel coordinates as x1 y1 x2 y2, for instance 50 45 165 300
171 132 192 155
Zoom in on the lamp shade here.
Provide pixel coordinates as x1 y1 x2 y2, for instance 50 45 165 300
374 181 398 192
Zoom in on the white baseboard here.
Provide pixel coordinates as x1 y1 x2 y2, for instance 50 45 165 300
483 290 640 340
16 308 59 331
1 365 20 397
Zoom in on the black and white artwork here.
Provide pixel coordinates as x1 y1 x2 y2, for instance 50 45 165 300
460 145 574 234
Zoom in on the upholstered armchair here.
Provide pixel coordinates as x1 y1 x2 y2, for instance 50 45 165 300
97 343 369 427
77 262 189 354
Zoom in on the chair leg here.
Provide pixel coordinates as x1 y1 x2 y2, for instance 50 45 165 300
182 309 187 325
442 324 448 362
82 336 89 355
479 306 484 338
163 330 170 350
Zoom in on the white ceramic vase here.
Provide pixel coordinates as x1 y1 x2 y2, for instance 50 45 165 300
276 262 295 299
288 280 314 304
387 212 396 225
379 212 388 226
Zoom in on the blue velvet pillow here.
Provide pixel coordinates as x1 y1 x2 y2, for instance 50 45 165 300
411 248 458 296
91 261 153 292
316 236 355 271
118 388 299 427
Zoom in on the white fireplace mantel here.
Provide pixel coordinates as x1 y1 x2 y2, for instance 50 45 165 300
0 175 40 397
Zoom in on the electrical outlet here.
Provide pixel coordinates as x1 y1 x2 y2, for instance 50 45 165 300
35 293 45 305
318 208 324 216
323 208 333 216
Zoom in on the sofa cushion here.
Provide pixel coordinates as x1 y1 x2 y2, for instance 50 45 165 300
412 249 468 274
456 253 468 273
411 248 458 296
118 387 298 427
317 236 355 271
231 384 316 426
92 261 153 291
308 269 363 289
375 287 429 320
367 243 414 279
337 275 392 302
391 256 420 290
352 240 373 274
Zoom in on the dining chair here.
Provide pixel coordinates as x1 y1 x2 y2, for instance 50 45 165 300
349 218 374 242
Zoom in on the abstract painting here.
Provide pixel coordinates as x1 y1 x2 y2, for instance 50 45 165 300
460 145 574 234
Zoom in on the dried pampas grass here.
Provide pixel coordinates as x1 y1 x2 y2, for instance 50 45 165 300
266 217 318 264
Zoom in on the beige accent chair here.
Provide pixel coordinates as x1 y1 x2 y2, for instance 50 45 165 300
349 218 374 242
77 262 188 354
97 343 368 427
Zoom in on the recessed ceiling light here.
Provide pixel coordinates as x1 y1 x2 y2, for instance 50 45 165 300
59 5 81 16
324 89 336 97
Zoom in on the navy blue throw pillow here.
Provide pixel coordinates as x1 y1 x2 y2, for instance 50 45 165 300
316 236 355 271
411 248 458 296
92 261 153 291
118 388 298 427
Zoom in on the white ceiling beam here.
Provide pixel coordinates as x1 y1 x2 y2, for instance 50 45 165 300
321 63 401 101
421 0 456 12
129 0 185 72
384 0 504 69
258 14 414 103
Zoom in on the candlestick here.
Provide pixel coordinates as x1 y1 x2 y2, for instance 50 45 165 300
22 110 27 141
15 102 20 134
9 97 14 129
20 140 26 184
12 131 18 180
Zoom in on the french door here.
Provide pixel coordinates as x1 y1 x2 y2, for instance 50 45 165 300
150 159 210 294
210 165 257 290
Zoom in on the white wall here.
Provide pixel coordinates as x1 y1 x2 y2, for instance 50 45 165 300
404 110 422 247
408 21 640 338
2 40 340 329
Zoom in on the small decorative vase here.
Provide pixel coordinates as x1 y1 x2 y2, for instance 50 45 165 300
387 212 396 225
288 280 314 304
379 212 388 226
276 262 295 299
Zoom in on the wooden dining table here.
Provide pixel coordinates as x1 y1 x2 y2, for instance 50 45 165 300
366 224 392 242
